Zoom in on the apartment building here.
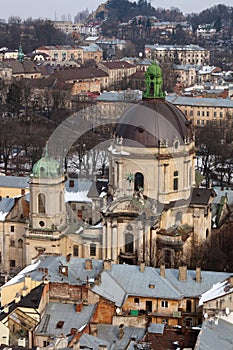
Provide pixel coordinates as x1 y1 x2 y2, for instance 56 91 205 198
98 60 137 87
145 44 210 66
35 45 84 64
166 95 233 127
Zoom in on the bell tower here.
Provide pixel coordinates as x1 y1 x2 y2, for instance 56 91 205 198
25 148 68 264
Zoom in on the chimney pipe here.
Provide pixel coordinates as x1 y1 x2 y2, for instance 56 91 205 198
179 266 187 281
140 262 145 273
66 254 72 263
160 265 165 277
196 267 201 282
85 259 93 270
104 259 112 270
119 324 124 339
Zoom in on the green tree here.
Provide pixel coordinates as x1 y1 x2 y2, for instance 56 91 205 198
6 82 22 116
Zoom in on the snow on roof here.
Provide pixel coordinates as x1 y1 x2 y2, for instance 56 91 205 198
199 278 233 306
108 145 130 155
65 190 92 203
0 198 15 221
2 259 41 287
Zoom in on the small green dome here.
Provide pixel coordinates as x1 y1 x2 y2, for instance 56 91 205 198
32 152 62 179
146 62 162 76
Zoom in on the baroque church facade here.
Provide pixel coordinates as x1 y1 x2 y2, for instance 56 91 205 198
0 63 215 272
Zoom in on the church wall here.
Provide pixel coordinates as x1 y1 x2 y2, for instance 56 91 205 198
0 221 26 273
24 234 68 265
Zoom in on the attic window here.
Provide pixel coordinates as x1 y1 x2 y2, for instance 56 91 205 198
56 321 64 329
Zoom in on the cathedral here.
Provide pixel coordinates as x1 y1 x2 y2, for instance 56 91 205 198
0 63 215 272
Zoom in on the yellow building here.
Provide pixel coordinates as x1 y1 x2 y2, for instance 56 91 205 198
0 175 29 198
166 95 233 127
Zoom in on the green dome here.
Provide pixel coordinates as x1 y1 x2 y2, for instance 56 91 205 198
146 63 162 76
32 152 62 179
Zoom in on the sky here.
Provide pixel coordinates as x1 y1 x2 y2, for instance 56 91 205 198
0 0 232 21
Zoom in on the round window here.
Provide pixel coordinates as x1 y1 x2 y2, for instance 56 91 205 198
39 221 45 227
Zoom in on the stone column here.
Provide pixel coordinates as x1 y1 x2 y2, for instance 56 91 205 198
112 223 118 263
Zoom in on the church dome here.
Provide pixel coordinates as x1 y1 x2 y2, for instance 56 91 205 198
32 151 62 179
114 63 193 148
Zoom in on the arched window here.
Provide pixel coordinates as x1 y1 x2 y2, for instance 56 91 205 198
173 171 179 191
125 233 134 253
73 245 79 256
134 172 144 191
38 193 46 213
18 239 23 248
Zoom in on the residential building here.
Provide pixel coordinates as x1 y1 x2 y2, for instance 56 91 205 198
145 44 210 66
166 95 233 127
0 175 29 198
98 60 137 87
35 45 84 64
80 43 103 64
174 64 197 87
52 21 82 35
1 255 233 348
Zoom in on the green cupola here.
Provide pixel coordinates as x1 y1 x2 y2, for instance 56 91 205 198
143 62 165 99
32 147 63 179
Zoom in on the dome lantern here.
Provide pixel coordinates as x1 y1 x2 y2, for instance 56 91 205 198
143 62 165 99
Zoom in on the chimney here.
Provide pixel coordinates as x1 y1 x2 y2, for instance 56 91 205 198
75 301 83 312
25 275 32 293
15 292 21 303
229 276 233 287
70 328 77 335
178 266 187 281
4 304 9 314
22 286 28 297
119 324 124 339
66 254 72 263
104 259 112 270
160 265 165 277
140 262 145 273
196 267 201 282
85 259 93 270
90 323 98 336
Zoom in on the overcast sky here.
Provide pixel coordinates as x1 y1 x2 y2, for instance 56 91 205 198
0 0 232 21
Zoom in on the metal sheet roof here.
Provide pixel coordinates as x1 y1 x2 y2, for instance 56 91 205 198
0 175 29 188
36 302 96 336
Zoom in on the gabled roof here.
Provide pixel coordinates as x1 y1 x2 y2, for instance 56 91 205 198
0 175 29 188
0 283 45 321
195 318 233 350
2 256 104 287
190 188 216 206
92 264 233 307
3 59 41 74
36 302 96 337
199 277 233 306
79 333 110 350
0 198 15 221
100 60 136 69
46 67 108 83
